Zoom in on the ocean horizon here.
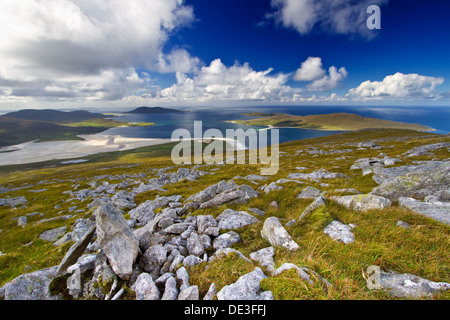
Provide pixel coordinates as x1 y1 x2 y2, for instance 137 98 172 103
100 106 450 146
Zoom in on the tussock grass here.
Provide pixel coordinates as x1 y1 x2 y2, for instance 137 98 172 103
0 129 449 299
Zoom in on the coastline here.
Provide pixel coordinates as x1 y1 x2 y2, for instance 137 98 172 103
0 134 173 166
0 134 248 167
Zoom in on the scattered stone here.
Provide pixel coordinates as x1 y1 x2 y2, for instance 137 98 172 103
354 141 380 149
273 263 312 284
288 169 350 181
186 180 259 209
178 285 199 300
196 215 218 234
95 204 139 280
176 267 190 291
334 188 362 195
111 288 125 301
212 231 241 250
128 196 180 227
350 156 401 174
183 255 203 267
132 273 160 300
0 196 28 208
270 201 279 210
187 232 205 257
249 208 266 216
0 267 61 300
262 182 283 194
373 268 450 298
286 219 296 227
17 216 28 228
216 267 274 300
67 254 97 275
203 283 217 300
55 225 96 276
142 244 167 276
331 194 391 212
402 142 450 158
245 175 268 181
249 247 275 275
209 248 252 264
216 209 258 230
323 220 355 244
161 276 178 300
298 196 326 222
398 197 450 225
397 221 411 229
261 217 299 251
297 186 322 199
370 161 449 201
164 223 192 234
39 226 67 242
276 178 305 185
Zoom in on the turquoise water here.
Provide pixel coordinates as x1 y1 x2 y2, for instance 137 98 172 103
102 106 449 146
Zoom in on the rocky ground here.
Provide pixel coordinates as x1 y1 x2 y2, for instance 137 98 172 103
0 129 448 300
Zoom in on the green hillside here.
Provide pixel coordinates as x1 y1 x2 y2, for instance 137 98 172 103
0 129 448 300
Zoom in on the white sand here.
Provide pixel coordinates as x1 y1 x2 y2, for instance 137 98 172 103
0 134 172 166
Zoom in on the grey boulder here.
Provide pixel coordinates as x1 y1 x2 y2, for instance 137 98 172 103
217 209 258 230
132 273 161 300
216 267 274 300
377 269 450 298
399 197 450 225
212 231 241 250
331 194 391 212
0 267 61 300
323 220 355 244
39 226 68 242
95 204 139 280
261 217 299 251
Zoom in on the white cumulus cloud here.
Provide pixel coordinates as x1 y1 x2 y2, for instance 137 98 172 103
293 57 326 81
156 49 202 74
270 0 388 38
157 59 294 102
0 0 194 102
307 66 348 91
294 57 347 91
347 72 445 100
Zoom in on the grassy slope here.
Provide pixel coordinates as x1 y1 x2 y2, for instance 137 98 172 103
0 129 448 299
235 113 434 132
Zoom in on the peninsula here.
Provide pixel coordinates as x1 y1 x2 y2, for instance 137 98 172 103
232 113 433 132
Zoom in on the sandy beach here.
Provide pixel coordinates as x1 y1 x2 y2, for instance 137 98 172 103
0 134 172 166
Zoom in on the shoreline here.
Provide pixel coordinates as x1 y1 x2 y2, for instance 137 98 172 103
0 134 173 166
0 124 443 167
0 135 248 167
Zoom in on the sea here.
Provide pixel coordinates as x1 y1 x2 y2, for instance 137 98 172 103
101 106 450 146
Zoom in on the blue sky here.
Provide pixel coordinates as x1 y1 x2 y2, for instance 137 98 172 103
0 0 449 110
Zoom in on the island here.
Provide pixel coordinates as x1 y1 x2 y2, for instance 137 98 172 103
125 106 184 114
231 112 434 132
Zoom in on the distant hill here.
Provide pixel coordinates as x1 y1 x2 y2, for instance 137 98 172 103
0 117 105 147
2 109 108 123
126 106 183 114
233 112 434 132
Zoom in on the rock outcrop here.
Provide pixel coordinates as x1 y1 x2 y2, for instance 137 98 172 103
95 204 139 280
261 217 299 251
331 194 391 212
216 267 274 300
